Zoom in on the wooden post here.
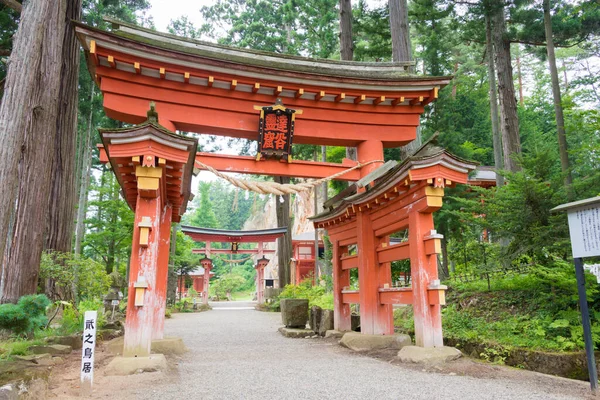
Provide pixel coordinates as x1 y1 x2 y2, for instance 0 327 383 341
255 257 269 304
357 140 384 179
409 200 443 347
123 167 164 357
332 240 351 331
357 211 393 335
152 205 173 340
200 257 213 305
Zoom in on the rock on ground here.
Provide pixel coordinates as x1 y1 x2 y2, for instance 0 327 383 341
340 332 411 352
104 354 168 376
29 344 72 355
278 327 315 338
280 298 308 328
398 346 462 365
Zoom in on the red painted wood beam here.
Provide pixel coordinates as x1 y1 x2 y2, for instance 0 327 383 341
379 288 413 305
342 291 360 304
340 254 358 270
192 249 275 254
195 152 362 181
377 242 410 263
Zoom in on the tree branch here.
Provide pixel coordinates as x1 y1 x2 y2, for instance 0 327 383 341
0 0 22 14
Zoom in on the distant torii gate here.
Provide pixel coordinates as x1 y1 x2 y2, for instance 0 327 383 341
181 226 286 304
76 17 459 361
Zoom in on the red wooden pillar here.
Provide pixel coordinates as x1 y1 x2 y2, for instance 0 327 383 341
200 256 213 305
357 210 393 335
357 140 384 178
332 240 351 331
123 166 172 357
409 194 444 347
255 257 269 304
152 205 172 340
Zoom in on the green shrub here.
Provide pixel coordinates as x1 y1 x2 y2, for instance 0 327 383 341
279 279 333 309
0 304 30 335
60 299 105 334
0 294 50 336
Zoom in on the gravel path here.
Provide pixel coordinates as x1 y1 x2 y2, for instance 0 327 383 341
119 303 593 400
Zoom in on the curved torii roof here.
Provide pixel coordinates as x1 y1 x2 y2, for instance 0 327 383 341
181 226 287 243
74 19 451 148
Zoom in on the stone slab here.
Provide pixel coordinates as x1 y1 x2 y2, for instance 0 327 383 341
151 337 188 356
280 298 309 328
397 346 462 364
105 336 124 355
324 330 345 339
45 334 82 350
29 344 72 355
340 332 411 352
318 310 334 336
278 327 315 339
104 354 168 376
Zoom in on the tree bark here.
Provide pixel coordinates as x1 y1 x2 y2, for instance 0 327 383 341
492 4 521 172
339 0 353 61
45 0 82 255
1 0 68 303
339 0 356 162
515 44 524 108
74 86 95 255
390 0 416 160
543 0 573 192
274 176 292 287
486 14 504 186
389 0 411 63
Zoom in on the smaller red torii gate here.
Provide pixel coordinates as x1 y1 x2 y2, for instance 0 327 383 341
312 136 476 347
181 226 287 304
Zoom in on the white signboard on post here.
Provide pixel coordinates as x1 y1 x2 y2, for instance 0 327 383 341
566 204 600 258
80 310 98 392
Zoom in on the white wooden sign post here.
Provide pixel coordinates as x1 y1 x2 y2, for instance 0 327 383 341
553 196 600 392
80 310 98 396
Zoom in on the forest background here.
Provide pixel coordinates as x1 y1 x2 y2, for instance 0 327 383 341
0 0 599 355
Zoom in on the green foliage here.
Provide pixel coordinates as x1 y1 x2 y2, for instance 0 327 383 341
40 251 112 301
61 299 106 334
0 295 50 336
279 279 333 309
212 273 246 300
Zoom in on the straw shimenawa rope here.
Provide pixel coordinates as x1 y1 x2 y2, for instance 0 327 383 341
216 254 254 264
194 159 384 196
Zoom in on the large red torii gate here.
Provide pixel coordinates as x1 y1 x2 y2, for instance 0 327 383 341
76 18 460 362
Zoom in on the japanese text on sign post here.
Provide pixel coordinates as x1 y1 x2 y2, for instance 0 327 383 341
567 204 600 258
80 310 98 388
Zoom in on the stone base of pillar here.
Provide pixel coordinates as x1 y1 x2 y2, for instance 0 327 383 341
104 354 168 376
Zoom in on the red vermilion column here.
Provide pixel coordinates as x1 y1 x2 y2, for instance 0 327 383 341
123 190 163 357
152 205 172 340
332 240 351 331
357 140 384 178
376 235 394 334
409 208 443 347
200 257 212 305
357 210 393 335
255 257 269 304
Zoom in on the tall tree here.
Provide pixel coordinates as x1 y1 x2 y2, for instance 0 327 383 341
492 3 521 172
543 0 573 191
485 13 504 186
45 0 82 256
0 0 79 303
339 0 353 60
274 176 292 287
389 0 411 62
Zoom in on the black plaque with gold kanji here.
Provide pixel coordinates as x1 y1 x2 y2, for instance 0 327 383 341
257 99 299 162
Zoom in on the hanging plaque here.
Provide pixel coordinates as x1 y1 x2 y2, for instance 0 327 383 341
255 99 302 162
